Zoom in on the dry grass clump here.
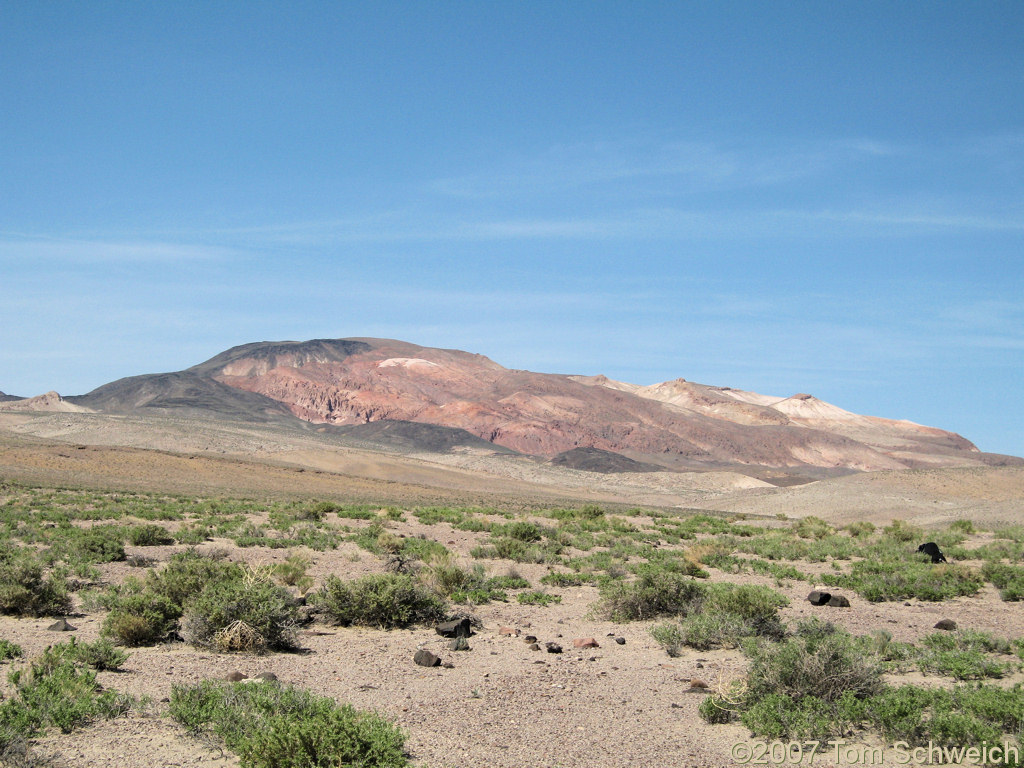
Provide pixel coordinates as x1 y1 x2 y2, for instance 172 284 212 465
213 620 267 654
182 579 300 653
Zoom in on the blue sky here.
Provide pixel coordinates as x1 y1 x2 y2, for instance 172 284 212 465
2 2 1022 457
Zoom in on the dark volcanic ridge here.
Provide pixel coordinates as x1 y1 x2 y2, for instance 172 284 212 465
11 336 1020 474
322 420 521 456
549 447 664 474
0 391 24 402
67 371 296 423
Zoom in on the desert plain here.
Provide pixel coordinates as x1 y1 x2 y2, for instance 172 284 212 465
1 348 1023 768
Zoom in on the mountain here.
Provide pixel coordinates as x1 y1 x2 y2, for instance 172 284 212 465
0 391 24 403
60 337 1015 473
69 371 296 422
0 391 87 412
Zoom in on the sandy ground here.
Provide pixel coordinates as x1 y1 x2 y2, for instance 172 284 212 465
1 518 1021 768
2 411 1022 526
2 414 1023 767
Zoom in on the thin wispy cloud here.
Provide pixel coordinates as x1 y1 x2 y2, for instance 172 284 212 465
428 136 901 200
0 234 241 265
797 209 1024 232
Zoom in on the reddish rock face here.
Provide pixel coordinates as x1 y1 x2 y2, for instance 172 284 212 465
190 337 982 471
73 337 993 472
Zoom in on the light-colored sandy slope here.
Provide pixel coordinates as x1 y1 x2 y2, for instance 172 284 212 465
3 411 1020 528
0 390 93 413
577 376 982 463
0 412 769 510
403 448 774 508
687 465 1024 529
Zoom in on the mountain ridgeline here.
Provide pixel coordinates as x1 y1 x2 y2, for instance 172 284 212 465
22 337 1014 473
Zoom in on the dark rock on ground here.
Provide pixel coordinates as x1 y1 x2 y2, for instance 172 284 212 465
614 636 626 645
47 619 76 631
225 671 248 682
827 595 851 608
934 619 958 631
550 446 664 474
436 618 473 638
414 649 442 667
807 591 832 606
546 642 563 654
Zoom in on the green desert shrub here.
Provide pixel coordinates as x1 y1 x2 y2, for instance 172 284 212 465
485 572 530 590
845 521 876 538
705 583 787 637
861 629 920 671
516 591 561 607
0 552 71 617
172 524 211 545
678 612 755 651
650 583 787 652
821 560 983 602
42 636 129 672
793 516 833 540
0 638 23 662
492 521 544 542
982 561 1024 601
918 648 1008 681
420 559 521 604
864 685 1018 748
740 692 863 741
182 579 299 653
700 621 1024 751
62 525 127 563
593 570 706 622
698 693 735 724
126 523 173 546
313 573 446 630
102 592 182 646
649 622 687 657
744 627 885 710
882 519 923 543
701 627 884 739
169 679 408 768
631 555 709 580
419 557 485 597
490 536 561 563
541 572 594 587
145 549 241 607
949 518 977 534
916 630 1014 680
272 553 314 593
0 649 133 740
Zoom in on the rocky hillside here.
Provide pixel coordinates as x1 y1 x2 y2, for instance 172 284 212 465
0 391 87 412
60 337 1015 473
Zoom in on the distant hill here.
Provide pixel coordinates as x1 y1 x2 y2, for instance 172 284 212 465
0 391 86 412
325 420 521 455
0 391 24 403
67 372 296 422
53 337 1019 474
550 447 664 474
